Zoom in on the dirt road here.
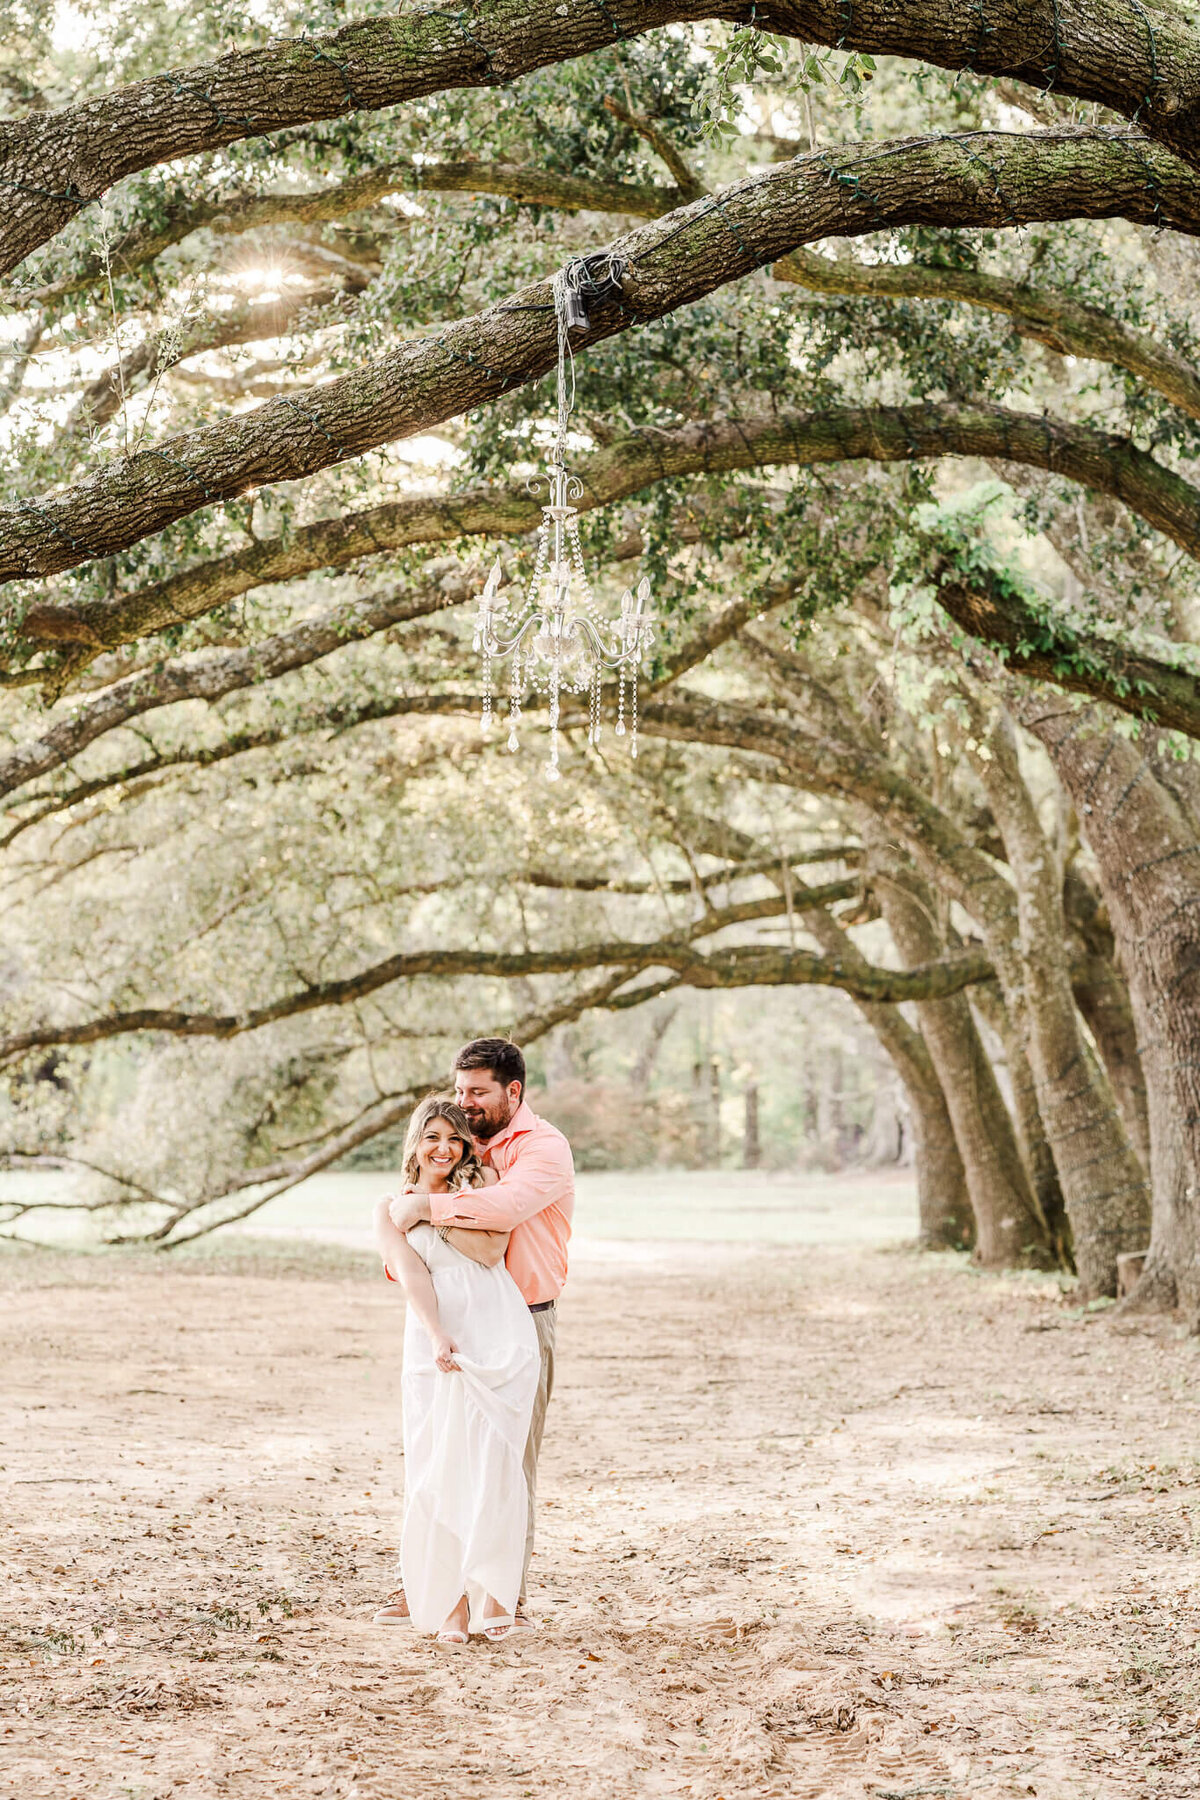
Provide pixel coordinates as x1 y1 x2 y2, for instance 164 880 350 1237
2 1238 1198 1798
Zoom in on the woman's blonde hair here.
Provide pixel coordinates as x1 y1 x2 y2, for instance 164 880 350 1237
401 1094 486 1191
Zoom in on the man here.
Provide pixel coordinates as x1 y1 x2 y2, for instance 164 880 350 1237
374 1036 574 1634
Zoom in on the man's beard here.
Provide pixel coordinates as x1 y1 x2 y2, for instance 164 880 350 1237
465 1099 513 1142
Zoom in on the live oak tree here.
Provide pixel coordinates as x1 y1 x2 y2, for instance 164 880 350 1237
9 0 1200 280
4 4 1200 1315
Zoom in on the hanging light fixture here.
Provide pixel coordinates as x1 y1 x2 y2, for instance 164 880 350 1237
472 258 655 780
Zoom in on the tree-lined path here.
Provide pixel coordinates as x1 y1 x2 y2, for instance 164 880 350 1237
2 1234 1197 1797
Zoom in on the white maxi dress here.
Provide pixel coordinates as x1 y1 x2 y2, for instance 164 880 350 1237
400 1222 540 1632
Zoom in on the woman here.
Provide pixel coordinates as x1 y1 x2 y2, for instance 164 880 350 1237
372 1095 539 1646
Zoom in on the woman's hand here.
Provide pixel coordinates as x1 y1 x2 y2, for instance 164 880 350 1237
432 1332 460 1373
388 1192 430 1234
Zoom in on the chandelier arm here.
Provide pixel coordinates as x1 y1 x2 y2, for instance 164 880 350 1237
590 648 646 671
484 615 543 659
485 612 650 668
570 614 651 668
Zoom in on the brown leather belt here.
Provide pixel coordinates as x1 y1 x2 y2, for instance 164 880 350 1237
528 1300 556 1314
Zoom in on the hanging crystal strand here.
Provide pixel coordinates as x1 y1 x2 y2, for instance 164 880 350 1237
589 662 601 747
569 515 600 626
630 658 639 759
547 642 562 780
507 648 521 753
616 666 626 737
529 519 549 611
481 635 493 737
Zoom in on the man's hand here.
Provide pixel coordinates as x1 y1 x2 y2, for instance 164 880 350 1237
387 1192 431 1234
431 1331 460 1373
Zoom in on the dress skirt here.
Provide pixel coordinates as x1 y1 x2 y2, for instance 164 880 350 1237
400 1223 540 1632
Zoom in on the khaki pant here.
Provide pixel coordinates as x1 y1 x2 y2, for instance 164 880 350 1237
521 1303 557 1603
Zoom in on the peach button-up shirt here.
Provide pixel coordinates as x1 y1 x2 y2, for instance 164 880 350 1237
429 1101 574 1307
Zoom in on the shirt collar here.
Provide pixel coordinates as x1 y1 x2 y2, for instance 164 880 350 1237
478 1098 537 1155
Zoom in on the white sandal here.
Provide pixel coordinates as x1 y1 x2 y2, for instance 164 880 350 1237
480 1613 515 1642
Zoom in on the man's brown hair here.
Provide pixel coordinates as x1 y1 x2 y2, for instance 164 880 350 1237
453 1037 526 1097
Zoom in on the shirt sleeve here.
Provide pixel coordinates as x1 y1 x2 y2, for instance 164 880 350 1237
429 1133 573 1231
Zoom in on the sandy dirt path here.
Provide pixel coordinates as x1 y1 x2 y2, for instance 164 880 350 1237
2 1237 1199 1799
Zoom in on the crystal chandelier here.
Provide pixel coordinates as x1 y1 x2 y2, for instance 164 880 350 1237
472 260 655 780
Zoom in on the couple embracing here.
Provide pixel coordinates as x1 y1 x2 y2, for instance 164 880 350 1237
372 1037 573 1646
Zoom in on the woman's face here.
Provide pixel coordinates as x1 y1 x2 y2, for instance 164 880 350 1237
417 1115 466 1182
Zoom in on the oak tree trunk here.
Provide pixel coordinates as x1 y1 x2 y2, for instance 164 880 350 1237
743 1083 761 1171
970 982 1073 1268
797 895 972 1249
869 845 1053 1268
1064 869 1153 1172
1021 704 1200 1325
862 1001 974 1252
972 709 1152 1297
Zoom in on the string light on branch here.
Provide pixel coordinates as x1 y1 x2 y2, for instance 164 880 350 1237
472 255 655 780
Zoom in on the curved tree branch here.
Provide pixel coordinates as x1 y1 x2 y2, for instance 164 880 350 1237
0 581 467 798
36 162 688 303
925 550 1200 738
773 247 1200 422
636 690 1020 938
6 128 1200 587
0 894 992 1065
50 167 1200 489
601 97 704 197
41 167 1200 461
0 718 411 850
8 1 1200 279
14 392 1198 815
58 283 363 445
0 566 774 800
4 632 861 850
24 392 1200 658
74 185 1200 480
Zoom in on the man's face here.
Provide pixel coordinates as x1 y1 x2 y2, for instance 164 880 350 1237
454 1068 520 1141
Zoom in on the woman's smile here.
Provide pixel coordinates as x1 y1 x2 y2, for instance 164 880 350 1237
417 1118 468 1180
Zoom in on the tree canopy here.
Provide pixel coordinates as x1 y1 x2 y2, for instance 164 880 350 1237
4 2 1200 1318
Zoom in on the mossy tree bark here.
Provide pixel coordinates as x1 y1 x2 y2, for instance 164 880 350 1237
8 129 1200 591
23 402 1200 722
1064 867 1153 1172
969 981 1073 1267
0 912 994 1065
